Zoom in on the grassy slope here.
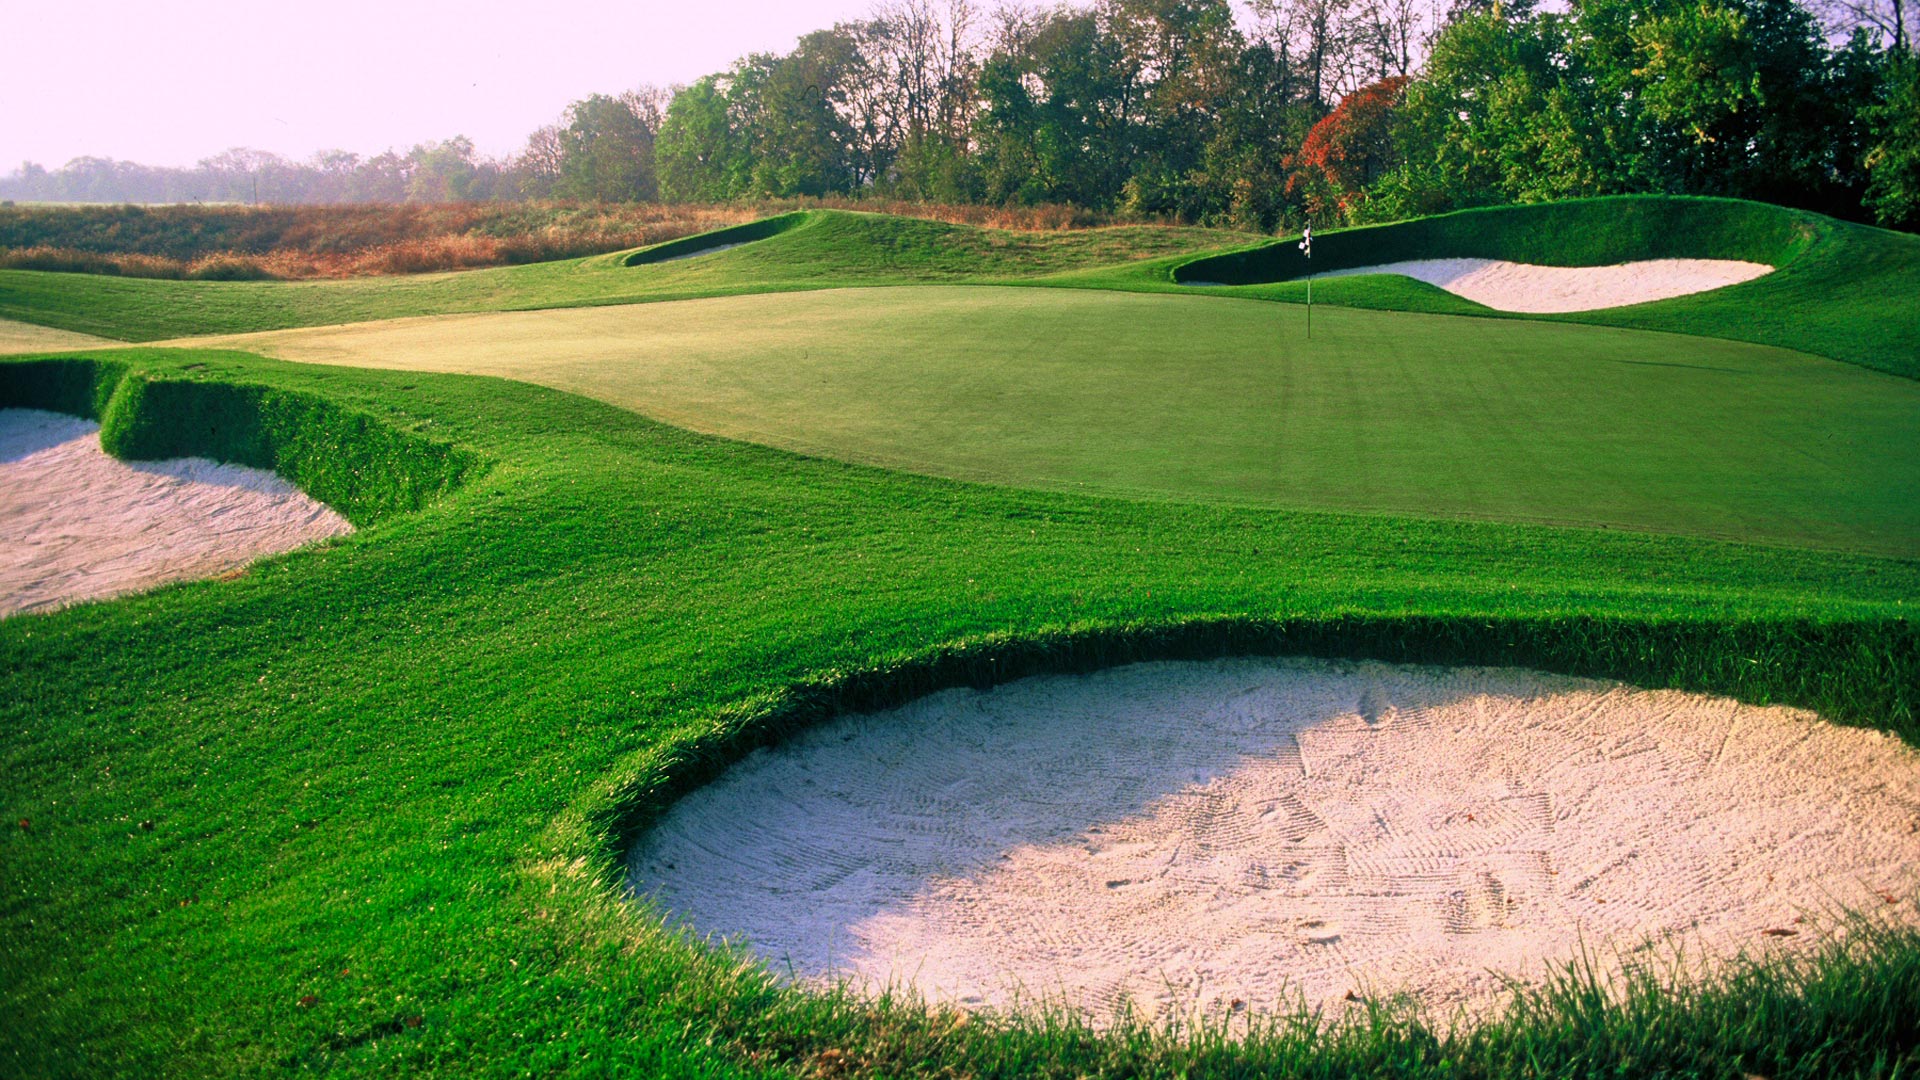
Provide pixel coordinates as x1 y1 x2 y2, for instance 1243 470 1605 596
183 286 1920 557
0 211 1251 341
3 349 1917 1079
1137 196 1920 381
2 196 1912 386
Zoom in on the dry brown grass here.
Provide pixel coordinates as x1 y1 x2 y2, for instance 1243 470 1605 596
0 200 1165 281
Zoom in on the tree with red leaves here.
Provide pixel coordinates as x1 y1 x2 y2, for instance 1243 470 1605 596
1287 75 1412 222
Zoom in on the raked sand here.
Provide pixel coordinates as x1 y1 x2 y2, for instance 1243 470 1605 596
0 409 352 617
630 656 1920 1025
1315 258 1773 313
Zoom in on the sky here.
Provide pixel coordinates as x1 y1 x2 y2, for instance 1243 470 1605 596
2 1 1031 169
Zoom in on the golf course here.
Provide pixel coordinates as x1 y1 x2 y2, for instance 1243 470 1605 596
4 193 1919 1077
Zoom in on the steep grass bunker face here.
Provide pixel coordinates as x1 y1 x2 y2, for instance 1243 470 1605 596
0 408 352 616
629 657 1920 1025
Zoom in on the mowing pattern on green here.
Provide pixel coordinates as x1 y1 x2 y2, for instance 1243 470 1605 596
2 350 1917 1078
186 286 1920 557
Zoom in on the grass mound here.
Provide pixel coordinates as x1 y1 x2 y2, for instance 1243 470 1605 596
622 211 812 266
0 209 1244 342
2 348 1917 1077
0 354 481 524
1173 196 1812 283
1161 195 1920 380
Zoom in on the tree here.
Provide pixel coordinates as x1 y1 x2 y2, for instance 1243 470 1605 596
1863 54 1920 226
1289 74 1411 220
554 93 658 202
656 76 753 201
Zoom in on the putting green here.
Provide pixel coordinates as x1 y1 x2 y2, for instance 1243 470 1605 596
178 285 1920 556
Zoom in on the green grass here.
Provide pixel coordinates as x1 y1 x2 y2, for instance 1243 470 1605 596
0 210 1250 341
179 285 1920 557
4 194 1920 1077
1156 195 1920 381
3 348 1918 1079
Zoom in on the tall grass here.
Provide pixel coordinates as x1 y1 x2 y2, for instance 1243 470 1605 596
0 199 1178 281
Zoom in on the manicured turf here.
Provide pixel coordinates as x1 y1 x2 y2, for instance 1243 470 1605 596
4 195 1919 1078
182 285 1920 557
0 211 1249 341
3 349 1917 1080
1150 195 1920 381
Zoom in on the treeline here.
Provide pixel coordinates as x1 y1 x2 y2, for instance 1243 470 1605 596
4 0 1915 231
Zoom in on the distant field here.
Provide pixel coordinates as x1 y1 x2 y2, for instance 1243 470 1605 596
183 285 1920 557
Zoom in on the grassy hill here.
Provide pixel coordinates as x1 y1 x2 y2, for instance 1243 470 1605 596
1154 196 1920 381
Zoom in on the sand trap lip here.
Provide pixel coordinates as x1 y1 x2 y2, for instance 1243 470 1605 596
1311 258 1773 313
0 409 353 617
652 241 748 263
629 656 1920 1025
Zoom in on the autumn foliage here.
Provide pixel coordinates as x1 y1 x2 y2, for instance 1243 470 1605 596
1288 76 1412 223
0 198 1157 280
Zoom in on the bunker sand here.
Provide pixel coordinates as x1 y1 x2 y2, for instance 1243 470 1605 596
1318 258 1773 312
630 657 1920 1025
0 409 353 617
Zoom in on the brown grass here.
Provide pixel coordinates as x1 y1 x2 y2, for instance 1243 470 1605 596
0 199 1167 281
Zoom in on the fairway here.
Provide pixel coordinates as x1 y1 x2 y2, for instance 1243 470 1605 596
0 316 114 354
184 285 1920 556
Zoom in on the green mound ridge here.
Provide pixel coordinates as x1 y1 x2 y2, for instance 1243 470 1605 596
1173 196 1811 282
3 348 1917 1077
621 211 812 266
1162 195 1920 381
0 210 1246 342
1 354 482 525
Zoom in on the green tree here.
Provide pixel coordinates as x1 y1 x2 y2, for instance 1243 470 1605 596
1863 54 1920 227
656 76 753 202
554 94 657 202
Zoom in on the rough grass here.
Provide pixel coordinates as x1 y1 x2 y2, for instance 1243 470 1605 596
0 199 1183 281
1156 195 1920 381
2 349 1918 1078
0 209 1250 341
180 285 1920 557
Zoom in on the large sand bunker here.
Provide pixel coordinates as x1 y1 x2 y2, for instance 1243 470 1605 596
630 657 1920 1024
1316 258 1772 312
0 409 352 617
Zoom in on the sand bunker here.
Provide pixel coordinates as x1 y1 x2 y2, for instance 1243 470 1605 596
0 409 352 617
655 241 748 263
1316 258 1772 312
630 657 1920 1024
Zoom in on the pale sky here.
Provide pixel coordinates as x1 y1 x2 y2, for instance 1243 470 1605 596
2 1 1034 169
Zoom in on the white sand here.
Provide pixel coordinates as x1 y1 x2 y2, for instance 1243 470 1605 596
629 656 1920 1025
1316 258 1772 313
0 317 118 354
652 241 747 263
0 409 353 617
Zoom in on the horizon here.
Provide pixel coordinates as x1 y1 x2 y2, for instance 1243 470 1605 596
3 0 1067 171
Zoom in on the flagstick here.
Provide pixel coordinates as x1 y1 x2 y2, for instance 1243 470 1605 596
1299 221 1314 342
